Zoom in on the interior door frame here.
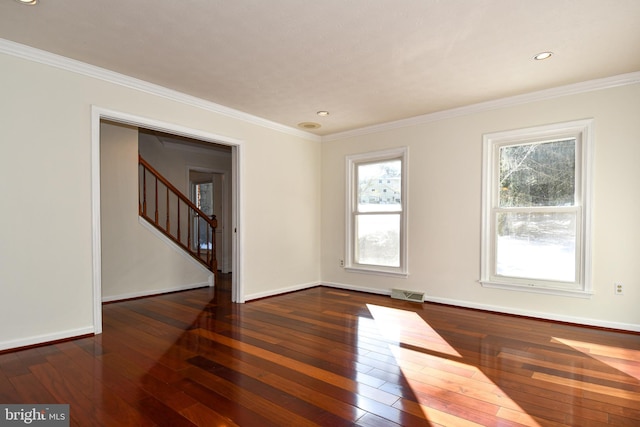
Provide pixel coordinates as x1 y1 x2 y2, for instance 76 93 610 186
188 167 229 273
91 106 244 335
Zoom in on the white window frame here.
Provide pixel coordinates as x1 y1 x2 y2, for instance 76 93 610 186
345 147 408 277
481 119 594 298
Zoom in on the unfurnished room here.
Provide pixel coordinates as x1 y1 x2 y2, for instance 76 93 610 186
0 1 639 425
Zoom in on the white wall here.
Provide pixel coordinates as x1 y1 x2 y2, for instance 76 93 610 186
100 121 212 301
0 50 321 350
321 83 640 330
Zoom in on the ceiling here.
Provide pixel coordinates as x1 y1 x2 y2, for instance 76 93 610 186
1 0 639 136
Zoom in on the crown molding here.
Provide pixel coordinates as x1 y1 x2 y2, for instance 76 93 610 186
3 38 637 145
323 71 640 142
0 38 321 142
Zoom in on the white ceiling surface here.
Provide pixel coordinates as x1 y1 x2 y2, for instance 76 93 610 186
1 0 639 136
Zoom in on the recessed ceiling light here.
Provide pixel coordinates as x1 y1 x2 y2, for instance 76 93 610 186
533 52 553 61
316 111 330 117
298 122 321 129
15 0 38 4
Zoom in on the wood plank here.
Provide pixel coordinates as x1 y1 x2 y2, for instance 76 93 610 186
532 371 640 406
182 341 368 422
186 356 354 426
0 279 638 426
44 348 155 426
179 402 240 427
134 396 197 427
0 369 19 403
177 377 282 427
9 372 57 404
28 362 121 426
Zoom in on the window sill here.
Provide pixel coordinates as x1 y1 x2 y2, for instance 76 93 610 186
345 266 408 279
480 280 593 299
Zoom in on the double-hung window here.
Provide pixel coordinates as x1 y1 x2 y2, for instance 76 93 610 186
481 120 593 297
346 147 408 276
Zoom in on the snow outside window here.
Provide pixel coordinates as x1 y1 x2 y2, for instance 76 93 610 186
481 120 593 297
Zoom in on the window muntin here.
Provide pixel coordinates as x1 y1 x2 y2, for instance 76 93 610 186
481 120 593 296
346 148 407 276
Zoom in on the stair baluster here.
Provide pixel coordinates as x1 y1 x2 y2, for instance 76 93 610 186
138 155 218 283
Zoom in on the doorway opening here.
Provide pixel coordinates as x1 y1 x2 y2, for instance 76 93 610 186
91 106 243 335
189 169 229 273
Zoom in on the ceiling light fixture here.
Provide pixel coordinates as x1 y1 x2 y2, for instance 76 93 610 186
298 122 321 130
316 111 329 117
15 0 38 4
533 51 553 61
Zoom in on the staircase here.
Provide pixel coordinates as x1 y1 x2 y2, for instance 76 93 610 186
138 155 218 283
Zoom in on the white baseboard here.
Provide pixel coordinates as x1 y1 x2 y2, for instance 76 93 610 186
244 281 321 301
321 281 392 296
322 281 639 333
102 281 210 303
0 326 95 352
423 295 640 333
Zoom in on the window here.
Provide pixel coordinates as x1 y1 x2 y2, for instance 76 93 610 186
346 147 408 276
481 120 593 297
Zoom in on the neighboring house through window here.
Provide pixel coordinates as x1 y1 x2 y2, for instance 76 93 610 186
346 147 408 277
481 119 594 297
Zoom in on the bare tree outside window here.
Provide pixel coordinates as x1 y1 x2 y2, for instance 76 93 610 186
481 119 593 296
496 139 577 281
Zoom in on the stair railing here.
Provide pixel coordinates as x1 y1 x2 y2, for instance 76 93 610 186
138 155 218 280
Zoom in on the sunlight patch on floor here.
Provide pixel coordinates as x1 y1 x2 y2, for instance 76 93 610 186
367 304 541 427
366 304 461 358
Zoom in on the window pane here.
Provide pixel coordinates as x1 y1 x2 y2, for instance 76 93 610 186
195 182 213 215
355 214 400 267
496 212 576 282
499 139 575 207
357 160 401 212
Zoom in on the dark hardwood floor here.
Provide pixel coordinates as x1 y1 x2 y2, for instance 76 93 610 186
1 274 639 426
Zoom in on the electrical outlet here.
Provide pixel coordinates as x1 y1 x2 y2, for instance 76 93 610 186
339 259 344 267
614 282 624 295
